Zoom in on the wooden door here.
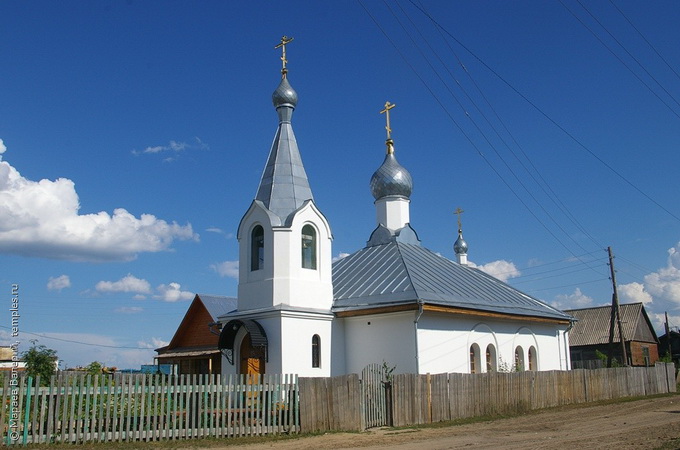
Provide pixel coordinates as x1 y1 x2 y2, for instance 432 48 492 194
239 333 265 375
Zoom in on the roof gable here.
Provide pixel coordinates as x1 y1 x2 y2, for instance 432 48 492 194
332 241 570 321
165 294 237 350
565 303 658 346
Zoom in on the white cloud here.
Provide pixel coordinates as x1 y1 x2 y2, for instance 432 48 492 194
211 260 239 278
0 143 198 262
47 274 71 291
640 243 680 305
332 252 350 262
154 282 194 302
469 259 520 282
137 337 169 349
619 282 653 305
551 288 594 310
115 306 144 314
96 274 152 294
0 139 6 155
132 137 208 161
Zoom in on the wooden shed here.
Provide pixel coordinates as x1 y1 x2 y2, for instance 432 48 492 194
565 303 659 368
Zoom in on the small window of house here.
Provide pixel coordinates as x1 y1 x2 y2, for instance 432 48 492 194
312 334 321 368
528 346 537 371
642 346 650 366
251 225 264 271
301 225 317 270
515 346 525 371
470 344 481 374
486 344 497 372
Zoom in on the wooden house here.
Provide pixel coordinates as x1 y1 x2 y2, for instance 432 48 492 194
565 303 659 367
155 294 236 375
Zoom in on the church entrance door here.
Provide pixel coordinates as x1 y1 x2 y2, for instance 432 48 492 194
239 333 265 376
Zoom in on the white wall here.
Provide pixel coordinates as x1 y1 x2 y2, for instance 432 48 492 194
417 312 570 374
237 200 333 312
343 312 418 375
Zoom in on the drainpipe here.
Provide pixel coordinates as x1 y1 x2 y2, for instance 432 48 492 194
414 300 424 374
563 319 575 370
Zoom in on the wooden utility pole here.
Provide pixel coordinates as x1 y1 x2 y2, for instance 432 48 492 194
607 246 628 366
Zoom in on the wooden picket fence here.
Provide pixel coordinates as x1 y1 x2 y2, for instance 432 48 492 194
0 373 299 445
300 363 677 432
390 363 676 427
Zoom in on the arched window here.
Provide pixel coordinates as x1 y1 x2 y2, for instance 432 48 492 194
528 346 537 371
311 334 321 368
251 225 264 271
301 225 317 270
486 344 497 372
470 344 481 374
515 346 525 371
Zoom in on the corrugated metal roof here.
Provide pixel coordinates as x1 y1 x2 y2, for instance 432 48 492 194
332 241 570 321
197 294 237 322
255 77 313 221
565 303 657 346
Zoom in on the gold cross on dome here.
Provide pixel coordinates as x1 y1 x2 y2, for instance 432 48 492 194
454 207 464 231
380 101 396 140
275 35 294 75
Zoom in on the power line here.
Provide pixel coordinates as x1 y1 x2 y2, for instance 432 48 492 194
0 325 153 350
407 0 680 224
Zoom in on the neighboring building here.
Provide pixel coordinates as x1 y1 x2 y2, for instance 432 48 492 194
566 303 659 367
156 294 236 375
657 329 680 365
215 43 573 378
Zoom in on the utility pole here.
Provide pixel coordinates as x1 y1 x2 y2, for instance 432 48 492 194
607 246 628 366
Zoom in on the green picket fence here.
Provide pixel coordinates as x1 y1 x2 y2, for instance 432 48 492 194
0 373 299 445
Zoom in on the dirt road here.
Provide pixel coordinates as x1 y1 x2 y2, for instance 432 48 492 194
233 395 680 450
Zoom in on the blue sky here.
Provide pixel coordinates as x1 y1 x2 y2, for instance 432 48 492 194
2 1 679 369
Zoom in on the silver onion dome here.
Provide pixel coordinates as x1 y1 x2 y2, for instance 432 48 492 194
272 77 298 109
370 149 413 200
454 232 468 254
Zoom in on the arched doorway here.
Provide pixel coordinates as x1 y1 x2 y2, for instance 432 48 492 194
239 333 265 376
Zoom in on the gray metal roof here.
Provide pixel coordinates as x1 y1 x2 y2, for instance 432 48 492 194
565 303 658 346
332 241 571 321
255 76 313 221
196 294 237 322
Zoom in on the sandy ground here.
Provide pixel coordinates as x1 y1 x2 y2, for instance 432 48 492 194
226 395 680 450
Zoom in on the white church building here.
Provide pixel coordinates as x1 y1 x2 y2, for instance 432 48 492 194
217 42 573 377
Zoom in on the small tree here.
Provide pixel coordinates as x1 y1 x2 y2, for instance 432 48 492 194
85 361 103 376
22 342 57 385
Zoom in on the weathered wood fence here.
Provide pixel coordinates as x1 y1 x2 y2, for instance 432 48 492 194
0 373 298 445
300 363 676 432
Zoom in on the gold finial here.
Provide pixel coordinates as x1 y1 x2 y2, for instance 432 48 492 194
274 35 294 78
454 207 464 233
380 101 396 154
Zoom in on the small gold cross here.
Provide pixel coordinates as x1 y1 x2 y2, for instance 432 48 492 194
380 101 396 140
274 36 294 76
454 207 464 231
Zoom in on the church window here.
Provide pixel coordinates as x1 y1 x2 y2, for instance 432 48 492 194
301 225 317 269
486 344 497 372
251 225 264 271
470 344 480 374
312 334 320 368
528 346 537 371
515 346 525 371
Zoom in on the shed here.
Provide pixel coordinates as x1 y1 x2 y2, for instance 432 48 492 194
565 303 659 367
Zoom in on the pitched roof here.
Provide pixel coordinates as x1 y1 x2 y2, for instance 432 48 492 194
197 294 237 321
565 303 658 346
332 241 570 321
255 77 313 221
